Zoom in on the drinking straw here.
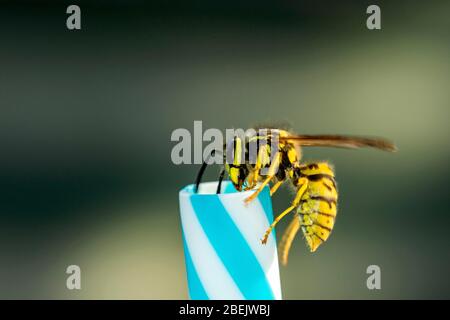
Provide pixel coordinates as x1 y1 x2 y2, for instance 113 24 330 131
179 181 282 300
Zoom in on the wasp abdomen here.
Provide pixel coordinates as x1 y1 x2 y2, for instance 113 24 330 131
296 162 338 252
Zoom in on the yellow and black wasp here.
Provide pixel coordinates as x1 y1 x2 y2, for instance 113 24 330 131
195 128 396 265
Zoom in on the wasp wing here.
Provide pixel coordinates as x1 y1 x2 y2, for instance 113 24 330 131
280 134 397 152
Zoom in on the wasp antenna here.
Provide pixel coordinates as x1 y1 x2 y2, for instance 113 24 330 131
194 149 223 193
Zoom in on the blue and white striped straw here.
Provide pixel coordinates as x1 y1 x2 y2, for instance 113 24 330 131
179 181 282 300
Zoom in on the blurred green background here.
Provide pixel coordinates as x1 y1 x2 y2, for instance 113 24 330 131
0 1 449 299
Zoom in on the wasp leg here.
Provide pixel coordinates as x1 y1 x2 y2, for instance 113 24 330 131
261 178 308 244
279 217 300 266
244 152 281 204
251 170 261 187
270 180 283 196
245 175 271 204
249 147 265 186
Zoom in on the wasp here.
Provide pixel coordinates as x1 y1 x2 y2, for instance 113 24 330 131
195 128 396 265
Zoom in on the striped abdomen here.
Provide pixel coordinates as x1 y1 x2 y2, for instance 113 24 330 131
296 162 338 252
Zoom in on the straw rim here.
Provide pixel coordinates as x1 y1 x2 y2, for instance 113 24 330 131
179 181 262 199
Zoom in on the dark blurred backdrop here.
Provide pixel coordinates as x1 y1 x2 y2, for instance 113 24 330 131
0 0 449 299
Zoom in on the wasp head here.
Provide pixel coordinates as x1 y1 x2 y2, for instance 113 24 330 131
227 165 249 191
